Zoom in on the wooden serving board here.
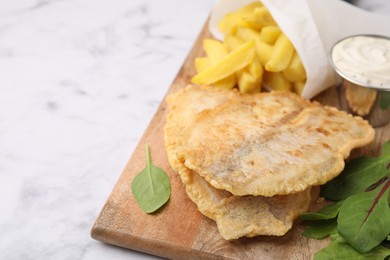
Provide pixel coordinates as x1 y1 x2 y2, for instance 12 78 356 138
91 19 390 259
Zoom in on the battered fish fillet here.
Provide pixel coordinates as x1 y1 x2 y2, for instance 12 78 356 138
164 85 311 240
178 87 374 197
164 85 236 185
174 161 311 240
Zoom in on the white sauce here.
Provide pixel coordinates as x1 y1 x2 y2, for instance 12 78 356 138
331 35 390 90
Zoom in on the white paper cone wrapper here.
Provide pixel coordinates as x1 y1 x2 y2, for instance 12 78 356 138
209 0 390 99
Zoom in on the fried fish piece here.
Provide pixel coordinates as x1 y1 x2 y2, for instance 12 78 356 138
175 161 311 240
176 87 374 197
344 81 377 116
164 85 311 239
164 85 237 185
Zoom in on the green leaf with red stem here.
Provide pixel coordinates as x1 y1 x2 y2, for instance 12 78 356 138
314 233 390 260
337 178 390 253
322 141 390 200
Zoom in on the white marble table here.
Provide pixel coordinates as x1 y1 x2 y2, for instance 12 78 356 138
0 1 389 259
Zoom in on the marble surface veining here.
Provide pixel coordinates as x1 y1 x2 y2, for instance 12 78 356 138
0 1 389 260
0 0 211 259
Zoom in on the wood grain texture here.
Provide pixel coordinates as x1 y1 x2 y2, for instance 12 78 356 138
91 18 390 259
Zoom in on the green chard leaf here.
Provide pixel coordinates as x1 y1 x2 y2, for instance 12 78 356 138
131 145 171 213
300 200 344 221
384 140 390 155
300 201 343 240
314 233 390 260
379 91 390 110
322 141 390 201
337 179 390 253
304 141 390 259
302 219 338 240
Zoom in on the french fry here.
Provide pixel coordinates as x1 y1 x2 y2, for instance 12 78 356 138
213 76 237 90
195 57 210 73
263 71 292 91
194 2 307 94
260 26 281 45
191 40 255 85
265 33 294 72
255 40 273 67
293 81 306 96
237 56 263 93
219 13 245 36
283 51 306 82
203 39 228 61
235 26 261 42
223 35 244 52
202 39 236 89
219 2 263 35
242 7 276 30
196 56 236 89
234 26 274 67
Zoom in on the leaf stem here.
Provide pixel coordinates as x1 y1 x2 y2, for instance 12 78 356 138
145 144 155 193
364 177 390 223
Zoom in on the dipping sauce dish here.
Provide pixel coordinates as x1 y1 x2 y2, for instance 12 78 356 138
331 34 390 91
330 34 390 126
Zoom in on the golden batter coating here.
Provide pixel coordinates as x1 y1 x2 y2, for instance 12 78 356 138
344 81 377 116
176 87 374 196
174 160 311 240
164 85 311 239
164 85 374 239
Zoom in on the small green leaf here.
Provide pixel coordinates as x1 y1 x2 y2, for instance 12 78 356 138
302 219 338 240
131 145 171 213
322 141 390 200
300 200 344 221
306 142 390 259
384 141 390 156
314 233 390 260
337 180 390 253
379 91 390 110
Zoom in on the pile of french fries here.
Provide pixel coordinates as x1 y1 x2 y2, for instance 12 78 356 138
191 2 307 95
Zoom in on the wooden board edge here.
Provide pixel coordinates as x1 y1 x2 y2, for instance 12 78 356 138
91 224 189 259
90 17 212 258
91 225 221 259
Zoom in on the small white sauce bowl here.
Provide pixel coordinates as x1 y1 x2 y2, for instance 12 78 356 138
330 34 390 126
330 34 390 91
